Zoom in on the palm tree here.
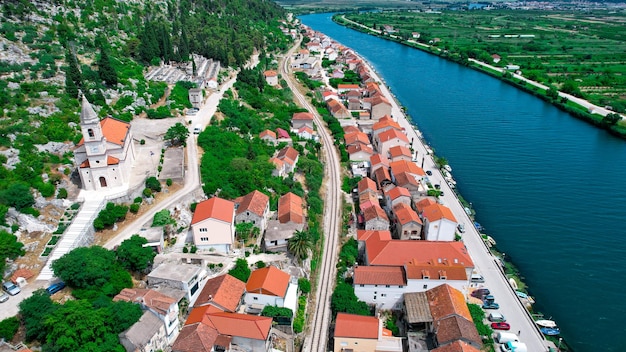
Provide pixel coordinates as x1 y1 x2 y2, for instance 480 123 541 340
288 230 313 262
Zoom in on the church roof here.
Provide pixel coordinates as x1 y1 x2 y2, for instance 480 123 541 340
80 95 99 124
78 117 131 147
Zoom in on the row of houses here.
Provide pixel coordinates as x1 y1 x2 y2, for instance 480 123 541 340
118 263 298 352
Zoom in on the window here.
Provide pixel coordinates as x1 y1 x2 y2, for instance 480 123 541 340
385 285 391 288
398 286 403 288
253 297 258 301
199 228 208 232
423 285 428 289
381 293 386 297
200 237 208 241
359 284 364 287
88 129 94 138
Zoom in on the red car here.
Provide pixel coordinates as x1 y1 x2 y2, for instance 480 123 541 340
491 322 511 330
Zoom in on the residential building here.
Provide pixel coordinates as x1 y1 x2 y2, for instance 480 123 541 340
372 115 402 141
275 128 292 145
348 143 374 161
119 310 168 352
263 221 303 252
269 157 286 178
362 203 389 231
370 153 390 175
190 197 235 253
147 263 205 303
244 266 298 313
388 145 413 162
421 203 458 241
344 131 371 147
114 288 180 342
353 266 407 310
263 70 279 86
278 192 304 225
389 160 425 183
259 129 277 145
235 190 270 234
291 112 315 130
364 95 393 121
276 146 299 173
327 98 352 119
392 203 422 240
384 186 412 212
376 129 410 159
194 274 246 312
333 313 403 352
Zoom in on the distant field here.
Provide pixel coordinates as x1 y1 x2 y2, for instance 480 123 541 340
344 10 626 112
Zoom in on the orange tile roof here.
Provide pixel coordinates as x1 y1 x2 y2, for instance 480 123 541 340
390 160 425 176
347 144 374 156
372 167 392 188
416 198 438 212
357 230 392 242
194 274 246 312
276 146 299 166
292 112 314 121
365 236 473 268
264 70 278 77
269 157 284 168
298 126 314 134
107 155 119 165
353 266 406 286
113 288 175 315
343 125 361 134
337 84 360 90
246 266 290 297
426 284 473 322
386 186 411 201
359 197 377 212
394 171 420 189
236 190 269 217
172 323 218 352
393 203 421 226
372 115 402 132
78 117 130 146
207 312 273 340
191 197 235 225
389 145 412 159
278 192 304 224
431 340 482 352
334 313 379 339
370 153 389 169
405 259 467 280
365 95 391 107
435 316 482 350
260 129 276 140
421 203 457 223
357 177 377 194
11 268 34 283
362 204 388 222
344 131 370 146
377 129 410 144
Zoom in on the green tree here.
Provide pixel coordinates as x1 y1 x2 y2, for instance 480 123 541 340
164 122 190 147
0 316 19 341
51 246 132 298
235 222 256 242
145 176 162 192
298 277 311 294
603 113 622 126
0 229 25 274
65 49 82 92
228 258 251 282
97 48 118 86
115 234 156 272
0 182 34 210
287 230 313 262
152 209 175 227
19 289 58 342
546 86 559 100
331 282 371 316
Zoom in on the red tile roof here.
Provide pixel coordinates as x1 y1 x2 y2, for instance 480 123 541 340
78 155 120 168
365 236 473 268
172 322 218 352
347 143 374 156
362 204 388 222
372 115 402 132
372 167 392 188
370 153 389 169
357 177 378 195
405 259 467 280
278 192 304 224
113 288 175 315
10 268 33 283
334 313 379 339
416 198 438 212
386 186 411 201
357 230 392 242
343 125 361 134
191 197 235 225
426 284 473 322
353 266 406 286
377 129 410 144
337 84 360 90
260 129 276 140
435 316 482 350
390 160 425 176
431 340 482 352
206 312 272 340
194 274 246 312
393 203 422 226
236 190 269 217
422 203 457 223
394 171 421 189
366 95 391 107
389 145 412 159
276 146 299 166
292 112 314 121
264 70 278 77
276 128 290 139
344 131 370 146
78 117 131 146
246 266 290 297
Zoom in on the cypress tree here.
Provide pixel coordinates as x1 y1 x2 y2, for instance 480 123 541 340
65 49 82 92
97 48 118 86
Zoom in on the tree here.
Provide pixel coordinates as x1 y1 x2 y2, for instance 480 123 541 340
115 235 156 272
145 176 162 192
298 277 311 294
97 48 118 86
0 182 34 210
603 113 622 126
235 222 256 242
0 316 19 341
330 282 370 316
287 230 313 262
546 86 559 100
164 122 190 147
51 246 132 298
19 289 58 342
228 258 251 282
65 49 82 92
0 230 25 274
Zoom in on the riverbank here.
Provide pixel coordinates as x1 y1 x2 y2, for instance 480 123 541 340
332 14 626 140
318 32 558 351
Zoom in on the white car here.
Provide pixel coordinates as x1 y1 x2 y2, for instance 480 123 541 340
0 292 8 303
2 281 21 296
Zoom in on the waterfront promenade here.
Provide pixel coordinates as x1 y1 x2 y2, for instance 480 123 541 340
353 51 556 351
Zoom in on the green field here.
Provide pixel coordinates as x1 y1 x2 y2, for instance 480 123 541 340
344 10 626 113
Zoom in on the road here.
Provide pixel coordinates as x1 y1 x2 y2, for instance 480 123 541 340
362 61 554 351
280 39 342 352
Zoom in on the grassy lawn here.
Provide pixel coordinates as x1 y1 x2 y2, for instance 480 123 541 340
344 10 626 113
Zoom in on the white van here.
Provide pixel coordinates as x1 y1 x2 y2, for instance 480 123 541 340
471 273 485 283
495 332 519 344
193 124 202 134
488 312 506 322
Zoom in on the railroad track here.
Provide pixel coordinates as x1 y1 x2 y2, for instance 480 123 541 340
281 39 342 352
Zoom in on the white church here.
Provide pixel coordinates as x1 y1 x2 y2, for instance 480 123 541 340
74 96 136 191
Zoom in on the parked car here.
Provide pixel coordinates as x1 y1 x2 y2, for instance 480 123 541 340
491 322 511 330
0 292 8 303
2 281 21 296
483 301 500 309
426 170 433 176
46 281 66 295
458 224 466 233
488 312 506 322
471 288 490 298
470 273 484 283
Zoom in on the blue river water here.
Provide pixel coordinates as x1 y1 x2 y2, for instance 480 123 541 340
300 13 626 352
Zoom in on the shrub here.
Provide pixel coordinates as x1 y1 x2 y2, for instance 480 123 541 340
57 188 68 199
140 139 146 145
0 316 20 340
134 197 143 204
143 188 153 198
182 246 189 253
70 203 81 210
190 245 198 254
255 261 266 269
298 278 311 294
166 178 173 186
145 177 162 192
22 207 40 217
190 202 197 212
129 203 140 214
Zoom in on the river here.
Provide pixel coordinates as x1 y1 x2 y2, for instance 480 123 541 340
300 13 626 352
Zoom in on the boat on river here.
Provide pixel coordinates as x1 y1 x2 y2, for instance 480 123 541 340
536 320 560 336
443 164 452 172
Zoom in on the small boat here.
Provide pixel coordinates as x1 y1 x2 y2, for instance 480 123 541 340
443 164 452 172
540 326 561 336
536 320 561 336
536 320 557 328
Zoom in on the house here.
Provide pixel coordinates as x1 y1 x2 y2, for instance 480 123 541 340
332 69 345 79
269 157 286 178
389 160 425 183
412 32 421 39
395 172 428 200
372 166 393 190
194 274 245 312
244 266 298 313
275 128 293 145
278 192 304 224
188 88 203 109
75 96 136 191
370 153 390 175
372 115 403 141
333 313 403 352
421 203 458 241
119 310 169 352
337 84 360 94
362 203 389 231
491 54 501 64
344 131 370 147
259 129 277 145
357 177 379 198
263 70 279 86
296 126 316 140
235 190 270 234
206 77 218 90
431 341 482 352
327 98 352 119
173 308 273 352
291 112 315 130
190 197 235 253
137 227 165 254
348 144 374 162
364 95 392 121
276 146 299 173
114 288 180 343
147 263 205 303
388 145 413 162
376 129 410 158
322 90 339 101
392 203 422 240
263 220 303 252
347 97 361 111
353 266 407 310
383 186 412 211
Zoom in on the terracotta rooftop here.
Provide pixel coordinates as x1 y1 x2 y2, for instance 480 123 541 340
370 153 390 169
431 340 482 352
343 125 361 134
390 160 425 176
191 197 235 225
386 186 411 201
416 197 438 212
276 146 299 166
259 129 276 140
372 115 402 132
278 192 304 224
344 131 370 146
235 190 269 217
263 70 278 77
298 126 314 135
78 117 131 147
421 203 457 223
353 266 406 286
357 177 378 195
365 95 391 107
362 204 389 223
347 144 374 156
426 284 473 322
113 288 175 316
372 167 392 188
356 230 392 242
435 315 482 349
246 266 290 297
334 313 379 339
377 129 410 144
405 259 467 280
364 236 473 268
389 145 412 159
394 171 421 189
393 203 422 225
337 84 360 90
194 274 246 312
292 112 314 121
172 322 218 352
206 312 272 341
276 128 290 139
10 268 34 283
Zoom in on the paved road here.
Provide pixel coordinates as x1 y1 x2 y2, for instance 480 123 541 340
281 38 342 352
